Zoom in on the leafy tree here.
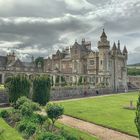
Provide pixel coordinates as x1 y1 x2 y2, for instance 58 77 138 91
46 103 64 131
6 75 30 103
135 94 140 138
35 57 44 69
32 76 51 105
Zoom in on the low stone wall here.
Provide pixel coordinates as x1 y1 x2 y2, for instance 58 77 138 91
50 87 113 100
128 76 140 88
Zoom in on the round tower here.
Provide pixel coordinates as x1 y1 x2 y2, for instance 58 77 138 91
98 29 110 73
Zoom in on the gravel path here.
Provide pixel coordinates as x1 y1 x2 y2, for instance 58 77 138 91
59 115 138 140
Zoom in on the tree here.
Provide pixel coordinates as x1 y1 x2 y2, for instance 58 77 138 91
32 76 51 105
6 75 30 103
46 103 64 131
35 57 44 69
135 94 140 138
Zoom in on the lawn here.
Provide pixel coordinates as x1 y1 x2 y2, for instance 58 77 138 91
0 118 23 140
60 92 139 136
56 122 99 140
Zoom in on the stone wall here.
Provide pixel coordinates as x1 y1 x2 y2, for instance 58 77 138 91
50 87 113 100
128 76 140 88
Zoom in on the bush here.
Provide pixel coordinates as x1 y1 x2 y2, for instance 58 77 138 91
135 94 140 138
31 102 40 111
37 132 65 140
24 122 36 137
46 103 64 131
60 129 78 140
17 120 27 132
0 110 9 118
15 96 40 111
15 96 30 109
20 102 33 116
7 75 30 103
32 76 51 106
17 120 36 138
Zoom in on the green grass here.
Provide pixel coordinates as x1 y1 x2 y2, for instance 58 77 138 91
60 92 139 136
56 122 99 140
0 118 23 140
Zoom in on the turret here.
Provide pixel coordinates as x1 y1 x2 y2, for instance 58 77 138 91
7 51 16 64
112 42 117 55
117 40 121 54
123 46 128 59
98 29 110 73
98 29 110 49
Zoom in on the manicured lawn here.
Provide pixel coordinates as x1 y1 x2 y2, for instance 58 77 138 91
60 92 139 136
56 122 99 140
0 118 23 140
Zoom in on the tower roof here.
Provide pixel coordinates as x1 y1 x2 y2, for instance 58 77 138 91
100 29 107 38
123 46 128 53
112 42 117 50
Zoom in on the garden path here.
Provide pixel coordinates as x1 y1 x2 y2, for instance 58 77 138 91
59 115 138 140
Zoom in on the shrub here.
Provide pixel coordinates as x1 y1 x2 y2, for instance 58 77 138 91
46 103 64 131
29 114 47 125
7 75 30 103
31 102 40 111
60 129 78 140
15 96 40 111
32 76 51 106
17 120 27 132
37 132 65 140
15 96 30 109
24 122 36 137
135 94 140 138
17 120 36 138
0 110 9 118
20 102 33 116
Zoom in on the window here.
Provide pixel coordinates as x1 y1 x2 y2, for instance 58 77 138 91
90 60 94 65
100 60 103 65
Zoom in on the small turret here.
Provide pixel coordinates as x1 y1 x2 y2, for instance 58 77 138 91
98 29 110 49
123 46 128 54
112 42 117 50
117 40 121 54
82 38 85 45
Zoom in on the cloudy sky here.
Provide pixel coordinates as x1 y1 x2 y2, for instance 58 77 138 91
0 0 140 64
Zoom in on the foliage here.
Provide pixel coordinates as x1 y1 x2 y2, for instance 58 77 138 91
127 68 140 76
6 75 30 103
15 96 40 111
19 102 33 117
32 76 51 105
0 110 10 118
46 103 64 131
35 57 44 69
17 120 36 138
60 128 78 140
37 132 65 140
135 94 140 138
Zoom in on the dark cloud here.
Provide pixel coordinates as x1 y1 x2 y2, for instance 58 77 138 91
0 0 139 64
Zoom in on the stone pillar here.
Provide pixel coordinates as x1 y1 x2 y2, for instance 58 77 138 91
53 75 56 87
59 75 61 87
2 73 5 84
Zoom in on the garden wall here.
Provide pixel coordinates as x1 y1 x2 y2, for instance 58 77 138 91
50 87 113 100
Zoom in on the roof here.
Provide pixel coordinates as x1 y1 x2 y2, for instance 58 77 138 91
101 29 107 38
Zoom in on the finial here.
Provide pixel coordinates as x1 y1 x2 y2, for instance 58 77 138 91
75 39 77 42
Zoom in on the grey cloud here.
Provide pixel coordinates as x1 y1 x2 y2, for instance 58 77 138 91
0 0 139 64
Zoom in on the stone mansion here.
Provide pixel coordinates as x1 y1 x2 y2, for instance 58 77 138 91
0 29 128 91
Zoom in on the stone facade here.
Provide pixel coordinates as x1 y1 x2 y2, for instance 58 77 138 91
44 29 128 91
0 29 128 91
